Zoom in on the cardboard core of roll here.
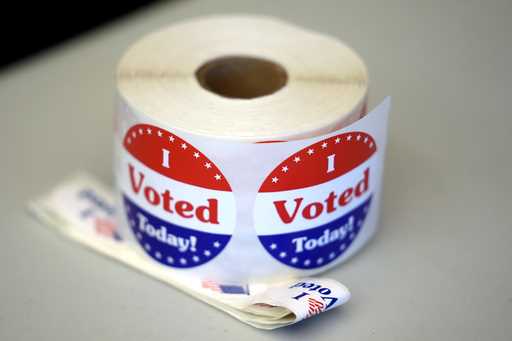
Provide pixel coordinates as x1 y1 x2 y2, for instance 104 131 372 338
195 56 288 99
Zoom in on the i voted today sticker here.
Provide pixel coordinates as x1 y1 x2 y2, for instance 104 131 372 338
120 124 235 268
254 132 377 269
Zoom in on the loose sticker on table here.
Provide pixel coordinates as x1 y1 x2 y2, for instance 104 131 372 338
254 132 377 269
120 124 235 268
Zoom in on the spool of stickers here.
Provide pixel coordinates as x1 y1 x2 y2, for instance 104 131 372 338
30 15 390 328
115 15 386 284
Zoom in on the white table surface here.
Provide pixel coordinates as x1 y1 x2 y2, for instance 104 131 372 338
1 0 511 340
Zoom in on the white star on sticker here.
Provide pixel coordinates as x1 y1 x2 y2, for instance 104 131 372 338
192 256 200 262
131 132 136 138
214 174 222 181
369 142 374 148
321 142 328 149
213 241 221 248
307 148 314 155
340 244 346 251
144 244 151 251
329 252 336 259
317 258 324 264
356 134 361 141
364 137 368 143
157 130 163 137
270 243 277 250
281 166 288 173
204 250 211 257
136 232 142 240
205 162 212 169
347 135 352 141
357 220 363 227
304 259 311 266
193 152 200 159
279 252 287 258
146 128 152 135
138 128 143 135
155 252 162 259
349 232 356 240
181 143 187 149
127 138 131 144
169 136 175 142
167 257 174 263
293 156 301 163
271 177 279 183
335 137 341 143
180 258 187 265
291 257 298 264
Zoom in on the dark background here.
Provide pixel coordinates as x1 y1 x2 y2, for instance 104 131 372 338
0 1 163 69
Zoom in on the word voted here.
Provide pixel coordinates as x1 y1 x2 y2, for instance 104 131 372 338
273 168 369 224
128 164 220 224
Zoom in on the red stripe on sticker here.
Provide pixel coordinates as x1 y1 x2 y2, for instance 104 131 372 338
123 124 231 192
259 132 376 192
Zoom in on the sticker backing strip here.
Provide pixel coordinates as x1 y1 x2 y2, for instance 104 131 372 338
29 173 351 330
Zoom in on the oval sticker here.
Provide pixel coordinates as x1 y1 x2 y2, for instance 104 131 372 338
254 132 376 269
120 124 235 268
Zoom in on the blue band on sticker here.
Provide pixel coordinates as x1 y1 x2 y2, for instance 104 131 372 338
258 196 371 269
123 195 231 268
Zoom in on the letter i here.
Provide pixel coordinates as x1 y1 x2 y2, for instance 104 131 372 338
327 154 335 173
162 148 170 168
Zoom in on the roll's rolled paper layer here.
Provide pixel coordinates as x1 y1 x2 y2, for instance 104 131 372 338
117 15 368 142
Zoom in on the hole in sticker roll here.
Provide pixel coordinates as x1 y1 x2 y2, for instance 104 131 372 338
195 56 288 99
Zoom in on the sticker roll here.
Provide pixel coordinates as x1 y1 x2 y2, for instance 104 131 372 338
115 15 382 284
